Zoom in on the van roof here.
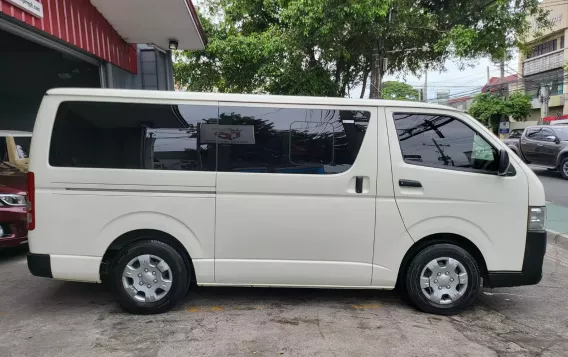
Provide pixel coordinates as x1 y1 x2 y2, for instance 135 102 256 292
46 88 459 112
0 130 32 137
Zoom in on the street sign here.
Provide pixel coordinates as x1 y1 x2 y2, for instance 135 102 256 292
5 0 43 18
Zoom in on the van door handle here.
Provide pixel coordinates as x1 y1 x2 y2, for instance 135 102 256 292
355 176 363 193
399 179 422 188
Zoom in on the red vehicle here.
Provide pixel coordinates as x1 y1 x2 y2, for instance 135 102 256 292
0 162 28 248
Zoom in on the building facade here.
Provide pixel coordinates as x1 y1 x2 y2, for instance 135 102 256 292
517 0 568 124
0 0 206 131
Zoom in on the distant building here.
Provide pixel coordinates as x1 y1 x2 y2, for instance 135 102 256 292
481 75 520 95
516 0 568 123
446 96 473 111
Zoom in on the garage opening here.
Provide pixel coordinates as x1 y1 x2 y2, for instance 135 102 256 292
0 28 101 131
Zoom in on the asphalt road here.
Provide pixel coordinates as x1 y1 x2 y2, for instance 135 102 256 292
532 167 568 208
1 236 568 357
531 167 568 234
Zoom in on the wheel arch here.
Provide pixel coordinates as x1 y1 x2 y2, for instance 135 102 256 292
557 150 568 168
396 233 489 288
100 229 196 285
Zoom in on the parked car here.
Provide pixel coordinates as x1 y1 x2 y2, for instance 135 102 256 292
550 119 568 126
503 126 568 179
0 130 31 249
0 130 32 172
27 88 546 316
0 184 27 249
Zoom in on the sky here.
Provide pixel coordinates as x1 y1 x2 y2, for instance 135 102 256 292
361 54 521 102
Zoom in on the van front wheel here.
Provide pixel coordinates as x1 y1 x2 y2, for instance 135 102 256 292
110 240 190 314
405 244 481 315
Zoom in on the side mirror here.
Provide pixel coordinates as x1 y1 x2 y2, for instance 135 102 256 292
498 149 510 176
545 135 559 143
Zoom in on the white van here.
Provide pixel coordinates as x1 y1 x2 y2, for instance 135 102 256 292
27 88 547 315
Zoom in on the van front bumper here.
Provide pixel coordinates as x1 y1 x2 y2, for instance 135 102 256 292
485 231 547 288
27 253 53 278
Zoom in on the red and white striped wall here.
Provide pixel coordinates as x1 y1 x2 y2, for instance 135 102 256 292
0 0 137 73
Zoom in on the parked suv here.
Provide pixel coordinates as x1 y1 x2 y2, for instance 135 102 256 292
504 126 568 179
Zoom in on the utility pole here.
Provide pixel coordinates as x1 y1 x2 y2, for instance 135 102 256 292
500 59 505 97
370 44 381 99
486 66 490 83
370 8 394 99
424 68 428 103
539 84 550 124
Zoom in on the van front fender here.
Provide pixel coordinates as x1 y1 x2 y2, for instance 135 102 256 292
406 216 496 271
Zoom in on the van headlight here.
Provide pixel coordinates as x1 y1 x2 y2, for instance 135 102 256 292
0 194 26 207
528 206 547 232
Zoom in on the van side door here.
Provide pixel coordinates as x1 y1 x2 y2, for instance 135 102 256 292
521 127 542 163
536 128 562 166
385 108 529 273
214 104 378 286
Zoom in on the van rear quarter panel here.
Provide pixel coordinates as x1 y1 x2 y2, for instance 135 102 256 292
28 95 216 282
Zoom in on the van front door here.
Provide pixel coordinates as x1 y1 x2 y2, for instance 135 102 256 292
385 109 529 273
214 104 378 286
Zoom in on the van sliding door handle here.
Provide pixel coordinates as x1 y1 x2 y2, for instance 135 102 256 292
399 179 422 188
355 176 364 193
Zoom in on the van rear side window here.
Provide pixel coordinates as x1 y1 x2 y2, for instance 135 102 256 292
49 102 218 171
50 102 370 175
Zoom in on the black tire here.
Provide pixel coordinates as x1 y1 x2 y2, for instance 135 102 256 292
110 240 190 314
560 157 568 180
405 244 481 315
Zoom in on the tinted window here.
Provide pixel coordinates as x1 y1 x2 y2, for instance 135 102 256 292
394 113 498 172
538 129 556 141
508 129 523 139
526 128 541 139
50 102 218 170
554 127 568 141
217 107 370 174
0 137 7 164
13 137 31 159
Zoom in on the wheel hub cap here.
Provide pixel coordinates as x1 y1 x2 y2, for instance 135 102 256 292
122 254 173 303
420 257 468 305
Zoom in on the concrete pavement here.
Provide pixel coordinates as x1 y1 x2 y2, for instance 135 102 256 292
1 236 568 357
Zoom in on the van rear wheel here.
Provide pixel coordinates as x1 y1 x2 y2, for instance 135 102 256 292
405 244 481 315
110 240 190 314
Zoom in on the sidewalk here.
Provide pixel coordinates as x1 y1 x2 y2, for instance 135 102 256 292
547 203 568 236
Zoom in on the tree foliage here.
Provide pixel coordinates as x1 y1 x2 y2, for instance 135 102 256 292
381 81 419 101
468 92 532 131
174 0 550 97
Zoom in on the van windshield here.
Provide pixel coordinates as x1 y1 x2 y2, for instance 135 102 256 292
553 127 568 141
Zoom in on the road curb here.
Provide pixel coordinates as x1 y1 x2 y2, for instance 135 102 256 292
547 229 568 251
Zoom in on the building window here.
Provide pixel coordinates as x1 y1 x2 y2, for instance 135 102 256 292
524 68 564 98
216 106 370 174
562 36 565 49
393 113 499 173
528 38 560 59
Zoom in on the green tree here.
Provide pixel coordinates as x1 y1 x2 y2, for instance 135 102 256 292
175 0 550 97
381 81 419 101
468 92 532 132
